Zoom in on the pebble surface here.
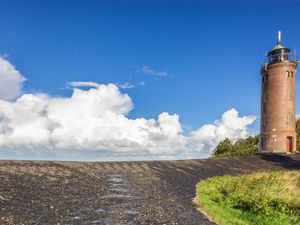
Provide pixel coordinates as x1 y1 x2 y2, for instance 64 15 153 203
0 154 299 225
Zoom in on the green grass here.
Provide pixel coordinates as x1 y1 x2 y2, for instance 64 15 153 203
196 171 300 225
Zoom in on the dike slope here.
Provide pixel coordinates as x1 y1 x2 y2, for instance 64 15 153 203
0 154 299 225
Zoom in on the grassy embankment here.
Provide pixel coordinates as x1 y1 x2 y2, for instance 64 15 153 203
196 171 300 225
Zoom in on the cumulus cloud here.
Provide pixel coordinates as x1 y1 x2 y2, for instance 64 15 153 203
138 66 168 76
0 84 186 156
0 57 25 100
0 59 256 160
0 85 255 159
187 109 256 154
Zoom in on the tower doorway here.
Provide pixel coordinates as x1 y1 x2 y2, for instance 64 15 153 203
286 137 293 153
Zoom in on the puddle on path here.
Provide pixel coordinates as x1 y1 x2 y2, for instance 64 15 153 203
71 216 81 220
69 208 89 220
111 187 129 193
125 210 141 216
96 173 142 223
69 173 142 224
99 193 133 199
90 218 119 225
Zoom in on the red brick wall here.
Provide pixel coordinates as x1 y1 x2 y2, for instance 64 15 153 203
260 61 297 153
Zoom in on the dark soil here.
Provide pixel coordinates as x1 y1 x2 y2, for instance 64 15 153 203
0 154 299 225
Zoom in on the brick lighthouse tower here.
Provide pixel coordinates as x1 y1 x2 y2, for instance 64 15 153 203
260 31 297 153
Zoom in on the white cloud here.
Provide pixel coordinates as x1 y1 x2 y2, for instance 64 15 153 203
67 81 100 88
115 81 145 89
115 82 135 89
0 84 186 155
68 81 144 90
138 66 168 76
187 109 256 154
0 59 256 160
0 57 25 100
0 84 256 159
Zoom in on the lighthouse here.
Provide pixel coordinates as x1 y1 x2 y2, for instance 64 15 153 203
260 31 297 153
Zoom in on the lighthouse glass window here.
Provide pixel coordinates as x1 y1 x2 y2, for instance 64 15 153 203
266 74 269 80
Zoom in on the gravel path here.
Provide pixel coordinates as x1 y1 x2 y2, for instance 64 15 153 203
0 154 299 225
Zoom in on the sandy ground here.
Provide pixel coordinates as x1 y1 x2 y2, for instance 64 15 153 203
0 154 299 225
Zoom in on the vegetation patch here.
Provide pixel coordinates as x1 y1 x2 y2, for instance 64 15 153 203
213 136 259 157
196 171 300 225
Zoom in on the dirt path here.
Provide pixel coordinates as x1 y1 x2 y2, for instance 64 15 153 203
0 154 299 225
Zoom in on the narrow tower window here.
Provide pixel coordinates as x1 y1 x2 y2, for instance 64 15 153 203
291 71 294 78
286 71 290 77
266 74 269 80
287 90 293 100
264 92 267 103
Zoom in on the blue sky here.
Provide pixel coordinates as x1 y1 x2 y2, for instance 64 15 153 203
0 0 300 160
1 0 300 130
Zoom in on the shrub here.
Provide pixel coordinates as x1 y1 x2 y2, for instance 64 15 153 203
213 136 259 157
